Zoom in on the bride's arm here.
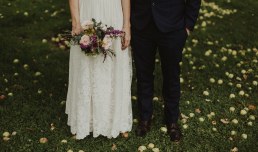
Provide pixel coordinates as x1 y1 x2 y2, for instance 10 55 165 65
69 0 82 35
121 0 131 50
122 0 130 28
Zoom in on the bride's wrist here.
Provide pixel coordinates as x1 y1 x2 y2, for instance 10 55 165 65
123 23 131 28
72 21 81 27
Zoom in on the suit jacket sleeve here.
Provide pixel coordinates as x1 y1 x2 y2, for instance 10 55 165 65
185 0 201 31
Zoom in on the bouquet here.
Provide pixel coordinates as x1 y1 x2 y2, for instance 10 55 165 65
64 19 124 62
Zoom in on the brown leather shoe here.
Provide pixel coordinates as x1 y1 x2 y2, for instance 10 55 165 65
166 123 182 142
135 120 151 137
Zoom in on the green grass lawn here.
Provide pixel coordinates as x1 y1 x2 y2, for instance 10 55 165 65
0 0 257 151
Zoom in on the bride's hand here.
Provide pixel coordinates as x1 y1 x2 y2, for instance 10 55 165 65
71 23 83 36
121 26 131 50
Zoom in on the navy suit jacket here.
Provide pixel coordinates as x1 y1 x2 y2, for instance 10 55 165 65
131 0 201 32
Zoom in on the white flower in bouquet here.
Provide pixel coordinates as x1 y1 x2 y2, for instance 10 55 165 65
81 20 94 30
102 35 112 50
80 35 91 46
101 25 108 31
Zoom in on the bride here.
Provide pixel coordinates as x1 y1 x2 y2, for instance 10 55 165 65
65 0 132 139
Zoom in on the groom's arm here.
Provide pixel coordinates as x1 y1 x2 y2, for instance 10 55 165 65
185 0 201 31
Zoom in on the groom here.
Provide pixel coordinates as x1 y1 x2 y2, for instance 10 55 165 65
131 0 201 142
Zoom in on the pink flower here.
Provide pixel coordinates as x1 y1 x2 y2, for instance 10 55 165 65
80 35 91 46
81 20 94 30
102 35 112 50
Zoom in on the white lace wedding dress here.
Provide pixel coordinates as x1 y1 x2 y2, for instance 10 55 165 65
65 0 133 139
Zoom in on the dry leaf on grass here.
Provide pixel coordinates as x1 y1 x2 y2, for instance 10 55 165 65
121 132 129 138
248 104 256 110
220 118 229 124
195 108 201 113
111 143 117 151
